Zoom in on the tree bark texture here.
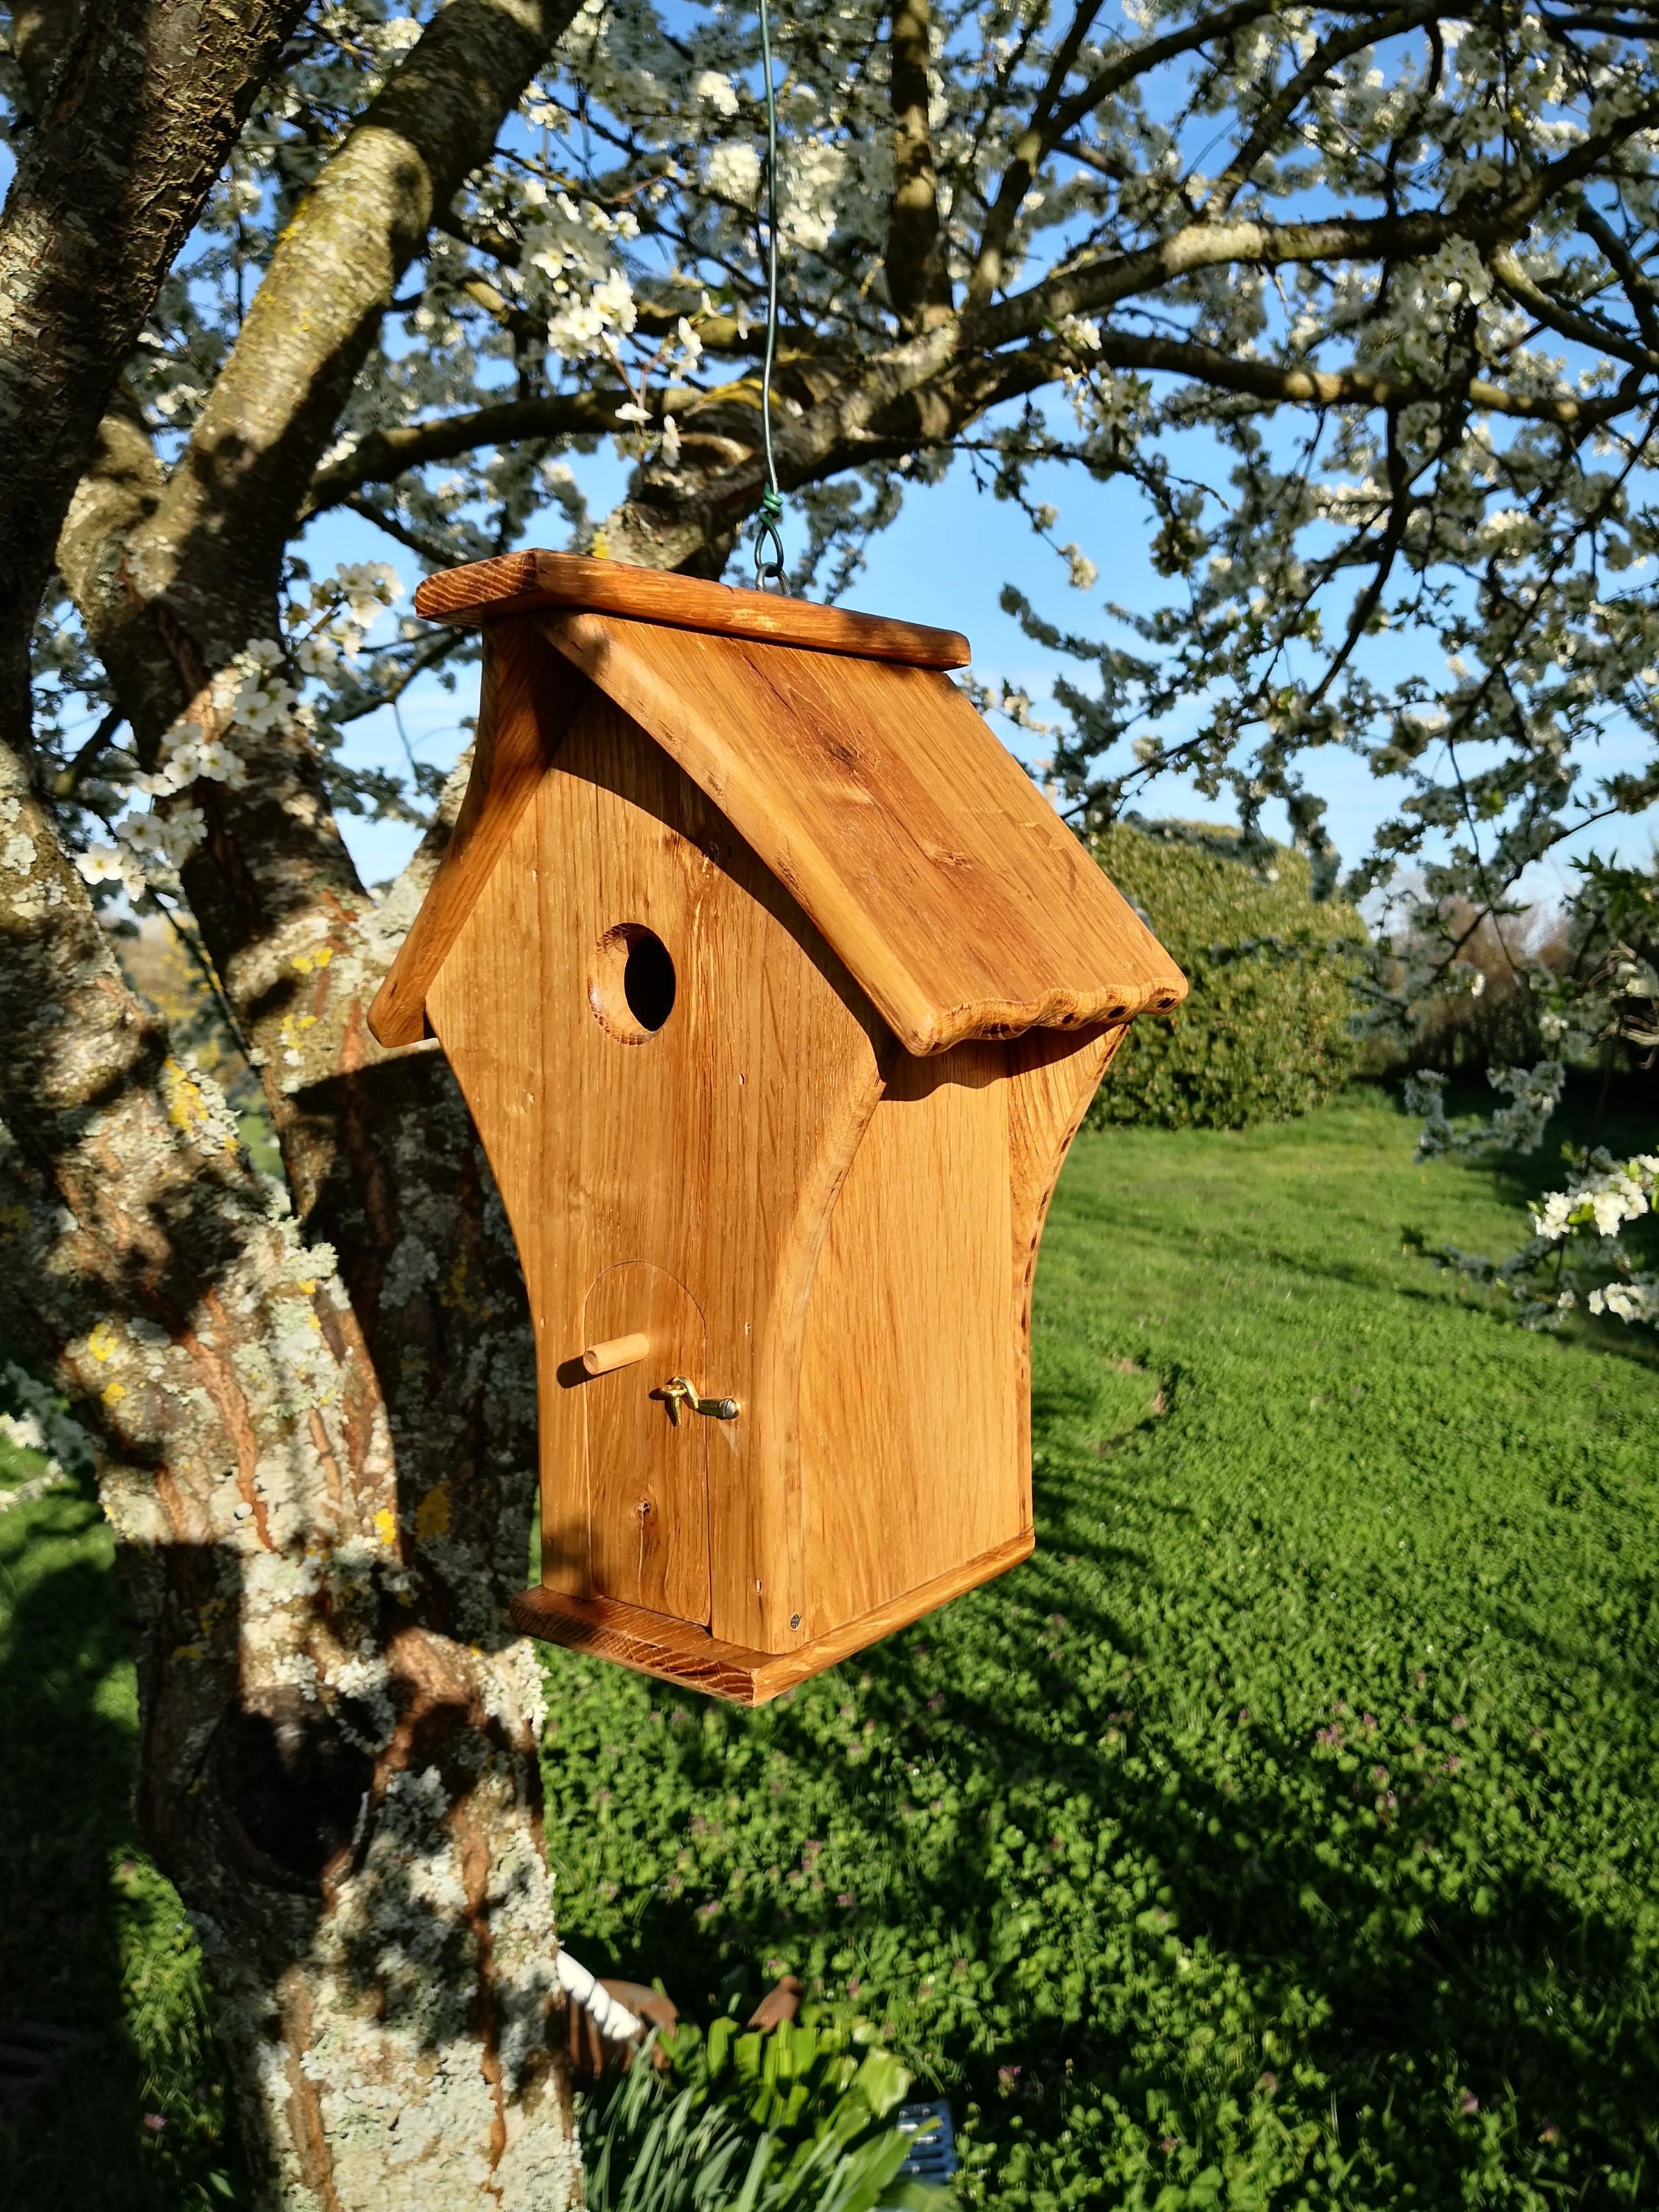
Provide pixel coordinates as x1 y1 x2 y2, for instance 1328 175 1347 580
884 0 950 330
2 3 589 2201
0 733 573 2202
0 0 307 744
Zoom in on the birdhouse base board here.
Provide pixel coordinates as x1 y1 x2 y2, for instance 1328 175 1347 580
510 1531 1034 1704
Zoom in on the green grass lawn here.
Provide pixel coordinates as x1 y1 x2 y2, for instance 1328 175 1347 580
543 1088 1659 2208
7 1087 1659 2207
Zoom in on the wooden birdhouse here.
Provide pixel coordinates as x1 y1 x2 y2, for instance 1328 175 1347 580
369 553 1186 1703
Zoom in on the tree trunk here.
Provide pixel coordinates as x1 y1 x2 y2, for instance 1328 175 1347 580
0 0 307 744
10 7 959 2185
3 3 592 2198
0 731 574 2203
9 0 967 2188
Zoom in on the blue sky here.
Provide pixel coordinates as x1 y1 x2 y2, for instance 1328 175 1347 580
8 18 1655 922
291 0 1659 925
321 437 1659 920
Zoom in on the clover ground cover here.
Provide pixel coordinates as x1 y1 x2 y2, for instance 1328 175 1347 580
543 1088 1659 2209
5 1087 1659 2206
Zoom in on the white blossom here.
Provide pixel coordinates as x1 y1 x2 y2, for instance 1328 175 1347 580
1060 543 1098 591
692 70 740 116
705 142 761 206
548 266 638 358
335 561 403 627
77 844 135 888
1532 1155 1659 1243
1590 1279 1659 1323
781 138 845 251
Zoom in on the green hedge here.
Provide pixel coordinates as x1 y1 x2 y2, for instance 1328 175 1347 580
1088 818 1366 1129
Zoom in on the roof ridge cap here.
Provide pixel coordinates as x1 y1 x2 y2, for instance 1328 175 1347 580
414 550 970 670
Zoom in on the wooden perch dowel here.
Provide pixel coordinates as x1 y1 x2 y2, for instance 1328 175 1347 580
580 1332 650 1377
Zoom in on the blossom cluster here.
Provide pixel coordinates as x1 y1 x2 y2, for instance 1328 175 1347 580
525 189 644 361
74 563 402 900
1586 1278 1659 1325
1532 1150 1659 1328
1531 1154 1658 1245
1422 1132 1659 1333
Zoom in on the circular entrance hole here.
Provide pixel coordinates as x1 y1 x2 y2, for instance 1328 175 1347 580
591 925 677 1041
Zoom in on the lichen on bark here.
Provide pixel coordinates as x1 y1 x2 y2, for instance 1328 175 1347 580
1 0 597 2192
1 711 580 2201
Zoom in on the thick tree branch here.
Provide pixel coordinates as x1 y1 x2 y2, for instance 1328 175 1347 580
968 6 1657 321
886 0 951 329
987 208 1461 341
307 391 630 510
1092 328 1643 422
984 106 1659 347
0 0 307 745
967 0 1278 306
1496 98 1659 228
601 184 1658 581
139 0 585 642
394 325 1633 580
1490 241 1659 370
1538 6 1659 31
59 0 583 1076
1575 202 1659 350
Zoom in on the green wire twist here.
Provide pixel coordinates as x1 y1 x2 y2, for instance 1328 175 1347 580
752 0 786 592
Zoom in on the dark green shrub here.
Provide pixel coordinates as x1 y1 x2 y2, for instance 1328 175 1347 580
1088 818 1366 1129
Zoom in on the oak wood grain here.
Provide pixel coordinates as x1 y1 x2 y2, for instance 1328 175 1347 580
799 1041 1021 1631
367 625 580 1048
509 1529 1036 1704
582 1265 709 1622
425 688 887 1649
1006 1022 1126 1489
392 605 1180 1700
538 610 1188 1057
414 549 971 669
580 1332 650 1377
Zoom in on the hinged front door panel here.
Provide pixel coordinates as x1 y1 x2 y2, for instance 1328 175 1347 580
582 1262 711 1624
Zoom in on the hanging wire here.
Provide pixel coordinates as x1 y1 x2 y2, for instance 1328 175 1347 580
752 0 787 592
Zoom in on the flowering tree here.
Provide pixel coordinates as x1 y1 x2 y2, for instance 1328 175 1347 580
1416 1142 1659 1325
8 0 1659 2198
1405 857 1659 1328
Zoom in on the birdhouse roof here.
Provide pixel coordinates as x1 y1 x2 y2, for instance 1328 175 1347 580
369 553 1186 1057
